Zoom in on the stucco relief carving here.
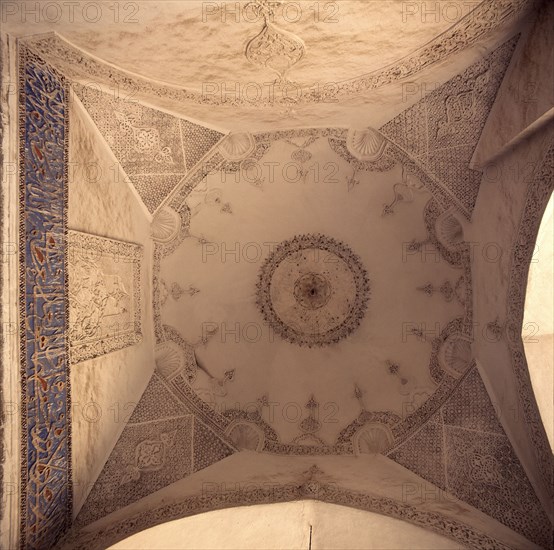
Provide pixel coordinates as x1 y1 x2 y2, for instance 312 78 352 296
67 231 142 363
71 83 225 214
75 372 235 527
353 425 394 455
226 422 265 452
15 6 554 549
438 334 473 378
256 234 370 347
380 37 519 217
119 430 178 485
382 165 427 216
151 206 181 243
155 341 186 381
328 137 396 173
73 83 187 214
435 208 465 250
113 110 175 165
505 136 554 497
151 160 475 459
416 275 466 305
218 132 256 161
346 127 387 162
23 0 531 108
60 480 517 550
245 14 306 83
388 366 552 548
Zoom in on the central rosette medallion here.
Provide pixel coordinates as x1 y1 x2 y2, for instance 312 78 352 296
256 234 370 346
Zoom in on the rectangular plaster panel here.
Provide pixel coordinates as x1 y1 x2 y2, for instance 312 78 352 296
68 231 142 363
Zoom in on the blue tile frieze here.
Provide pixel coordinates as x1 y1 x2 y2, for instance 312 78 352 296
19 44 71 549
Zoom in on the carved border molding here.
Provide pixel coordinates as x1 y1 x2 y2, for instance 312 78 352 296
19 0 533 108
154 126 467 220
59 481 513 550
505 132 554 497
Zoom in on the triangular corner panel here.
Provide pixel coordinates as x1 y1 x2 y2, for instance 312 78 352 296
387 366 551 548
76 373 234 526
72 83 225 214
380 36 519 218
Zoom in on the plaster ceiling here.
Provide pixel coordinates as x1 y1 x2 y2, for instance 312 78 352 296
7 1 457 88
157 139 462 444
11 0 536 130
5 0 554 549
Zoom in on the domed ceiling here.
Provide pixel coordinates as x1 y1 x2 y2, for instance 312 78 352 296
2 1 553 549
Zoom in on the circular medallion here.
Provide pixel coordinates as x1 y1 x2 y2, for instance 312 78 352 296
256 234 370 346
293 273 331 310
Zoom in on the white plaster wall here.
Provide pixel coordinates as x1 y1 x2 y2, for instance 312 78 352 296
109 500 462 550
523 193 553 448
68 93 155 515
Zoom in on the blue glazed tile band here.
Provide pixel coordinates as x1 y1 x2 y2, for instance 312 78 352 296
19 44 72 550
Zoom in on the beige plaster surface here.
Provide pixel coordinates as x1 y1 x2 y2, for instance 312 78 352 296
1 1 461 90
5 1 554 547
68 94 155 515
2 1 532 131
161 138 463 442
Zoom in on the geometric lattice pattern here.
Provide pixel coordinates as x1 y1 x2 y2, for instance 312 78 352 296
380 37 519 217
73 85 224 214
389 417 446 490
388 367 552 547
181 120 225 170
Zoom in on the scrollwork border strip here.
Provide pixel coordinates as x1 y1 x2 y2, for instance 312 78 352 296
60 483 513 550
506 133 554 496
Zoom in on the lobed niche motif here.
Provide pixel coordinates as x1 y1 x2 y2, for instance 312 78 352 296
354 424 394 455
218 132 256 161
346 127 387 162
439 334 473 378
226 422 265 452
151 206 181 243
435 208 465 250
256 234 370 347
